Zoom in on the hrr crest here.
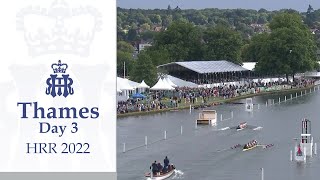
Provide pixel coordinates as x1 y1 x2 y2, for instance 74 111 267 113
46 60 74 98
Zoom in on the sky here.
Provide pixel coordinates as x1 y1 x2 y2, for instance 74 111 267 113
117 0 320 12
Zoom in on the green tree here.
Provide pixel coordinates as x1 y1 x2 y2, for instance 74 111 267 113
145 47 171 66
215 18 230 27
243 33 270 62
149 14 162 24
117 28 127 41
305 4 315 27
130 52 157 86
117 41 134 77
255 12 318 81
257 14 267 24
140 23 151 31
240 44 250 62
154 21 203 61
258 8 268 13
203 25 243 64
118 41 134 52
187 11 208 25
161 15 173 27
127 29 138 41
236 22 254 38
140 31 158 41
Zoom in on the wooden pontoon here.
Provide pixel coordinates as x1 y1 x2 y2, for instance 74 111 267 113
196 110 217 126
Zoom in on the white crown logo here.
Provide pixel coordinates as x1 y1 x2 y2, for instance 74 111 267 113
16 0 102 57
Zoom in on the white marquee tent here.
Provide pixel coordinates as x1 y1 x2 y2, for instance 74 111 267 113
117 77 136 102
165 77 177 87
166 75 198 88
137 80 150 88
137 80 150 93
117 77 135 90
150 78 175 90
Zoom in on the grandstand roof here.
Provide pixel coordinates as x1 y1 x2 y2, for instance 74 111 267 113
158 60 250 74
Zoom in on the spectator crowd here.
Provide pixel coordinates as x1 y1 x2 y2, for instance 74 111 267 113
117 78 316 114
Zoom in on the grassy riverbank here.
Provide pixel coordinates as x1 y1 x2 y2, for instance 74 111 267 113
117 85 316 118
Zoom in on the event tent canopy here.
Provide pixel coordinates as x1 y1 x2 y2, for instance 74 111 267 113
242 62 256 71
165 77 177 87
117 77 135 90
150 78 175 90
166 75 198 88
117 86 122 92
137 80 150 88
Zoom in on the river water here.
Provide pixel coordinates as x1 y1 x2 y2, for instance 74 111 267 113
117 87 320 180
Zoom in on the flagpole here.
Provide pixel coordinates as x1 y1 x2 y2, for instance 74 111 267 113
124 61 126 79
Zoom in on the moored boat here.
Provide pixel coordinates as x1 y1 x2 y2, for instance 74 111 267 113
145 164 175 180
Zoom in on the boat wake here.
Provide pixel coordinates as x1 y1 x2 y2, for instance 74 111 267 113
171 169 184 179
253 126 263 131
219 127 230 131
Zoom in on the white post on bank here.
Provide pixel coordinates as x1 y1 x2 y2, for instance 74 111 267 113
220 114 223 121
145 136 148 146
123 143 126 153
231 111 234 119
164 130 167 140
261 168 264 180
290 150 293 161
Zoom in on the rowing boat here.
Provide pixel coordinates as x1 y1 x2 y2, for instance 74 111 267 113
236 122 247 131
145 165 175 180
243 144 258 151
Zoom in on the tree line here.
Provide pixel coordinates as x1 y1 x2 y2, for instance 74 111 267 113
117 6 320 86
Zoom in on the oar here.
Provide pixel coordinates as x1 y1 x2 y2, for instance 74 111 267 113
217 144 242 152
258 144 274 149
230 144 242 149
